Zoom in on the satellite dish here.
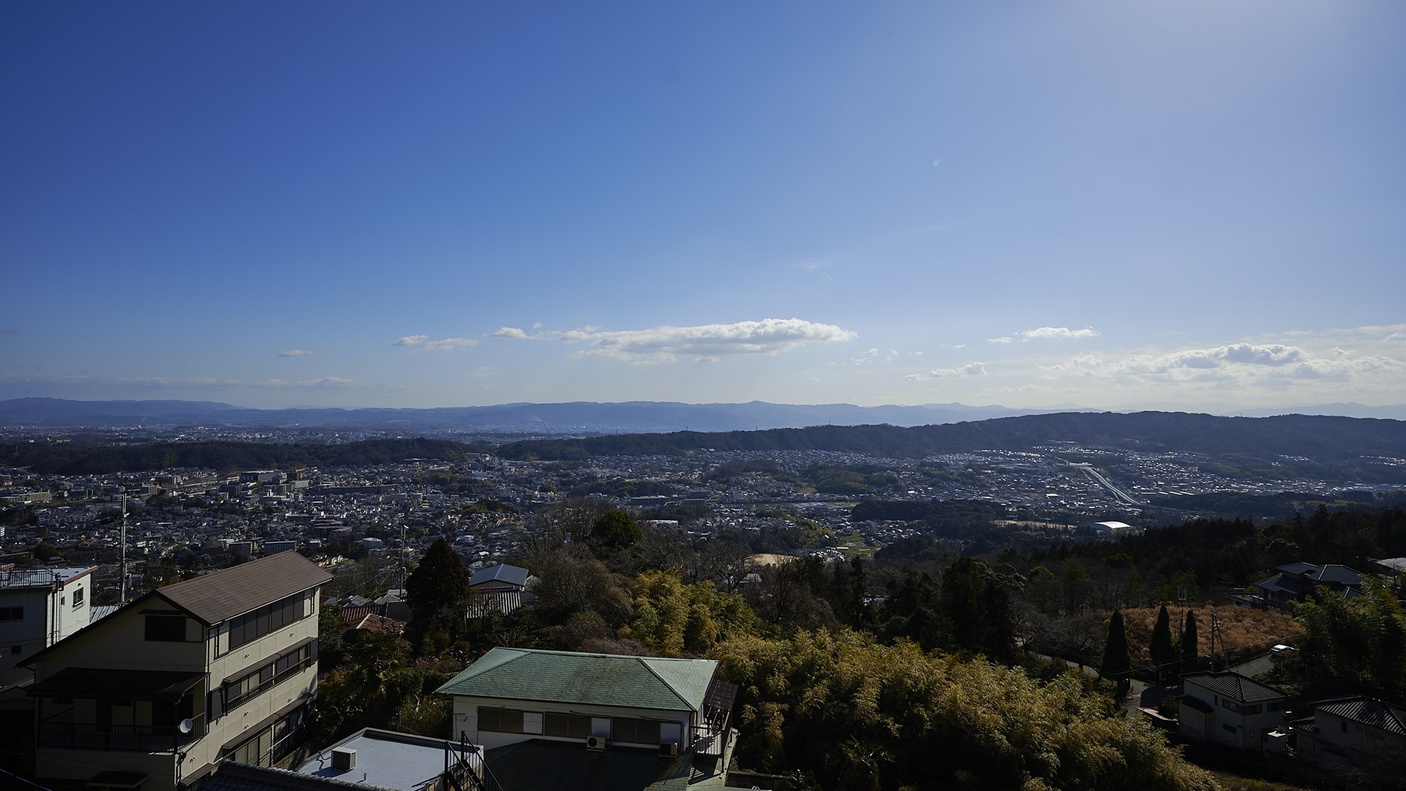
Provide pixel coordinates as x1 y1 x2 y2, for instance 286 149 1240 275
178 718 194 735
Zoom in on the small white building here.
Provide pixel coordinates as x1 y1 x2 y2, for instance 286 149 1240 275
437 647 735 756
0 565 95 693
1293 695 1406 768
1179 671 1289 751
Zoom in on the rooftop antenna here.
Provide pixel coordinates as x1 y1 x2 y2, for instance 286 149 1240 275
120 495 129 604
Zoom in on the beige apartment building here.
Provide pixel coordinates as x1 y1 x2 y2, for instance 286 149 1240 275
22 551 331 791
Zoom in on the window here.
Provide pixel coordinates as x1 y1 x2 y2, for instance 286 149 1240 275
1223 723 1238 733
0 606 23 621
72 587 84 609
479 707 524 734
228 593 309 650
10 646 19 655
613 718 661 745
219 641 318 716
145 614 187 642
544 712 591 739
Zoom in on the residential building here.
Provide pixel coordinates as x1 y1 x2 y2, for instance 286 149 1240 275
467 562 530 616
436 647 739 789
1292 695 1406 768
1253 562 1366 607
1179 671 1289 751
23 552 331 791
0 565 96 696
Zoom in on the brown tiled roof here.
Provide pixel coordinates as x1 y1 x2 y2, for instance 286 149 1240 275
354 613 406 635
157 552 331 625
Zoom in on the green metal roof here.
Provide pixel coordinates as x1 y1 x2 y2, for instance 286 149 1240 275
436 648 717 713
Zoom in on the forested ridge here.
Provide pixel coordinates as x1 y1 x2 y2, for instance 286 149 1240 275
311 501 1406 790
498 411 1406 467
0 437 486 475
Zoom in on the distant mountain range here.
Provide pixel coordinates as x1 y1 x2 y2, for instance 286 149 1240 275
2 397 1403 434
0 398 1070 433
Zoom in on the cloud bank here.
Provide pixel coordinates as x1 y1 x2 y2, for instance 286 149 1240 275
1021 326 1099 340
552 318 857 363
393 335 479 352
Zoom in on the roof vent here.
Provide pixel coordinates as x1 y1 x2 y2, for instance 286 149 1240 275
331 748 357 771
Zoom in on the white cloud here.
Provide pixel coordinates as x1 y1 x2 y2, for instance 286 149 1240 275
929 362 987 378
254 377 356 389
493 327 530 339
1052 340 1406 398
563 318 857 363
1120 343 1304 374
1020 326 1099 341
392 334 479 352
279 349 313 358
422 337 479 353
987 336 1013 344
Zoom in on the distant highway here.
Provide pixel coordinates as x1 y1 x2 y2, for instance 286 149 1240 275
1067 463 1145 507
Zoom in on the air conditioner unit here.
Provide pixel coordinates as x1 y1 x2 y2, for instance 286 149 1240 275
659 741 679 758
331 748 357 771
586 735 605 752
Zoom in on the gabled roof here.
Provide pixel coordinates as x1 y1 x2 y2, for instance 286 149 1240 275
157 552 332 626
1314 696 1406 736
436 648 717 713
470 563 529 588
1183 671 1287 704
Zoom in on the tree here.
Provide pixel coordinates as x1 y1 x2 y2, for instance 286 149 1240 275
591 508 642 550
1101 610 1132 695
1288 581 1406 704
529 546 633 626
711 627 1217 791
1150 603 1175 676
1060 561 1093 615
404 538 471 647
1025 565 1059 615
1180 610 1199 674
620 568 759 656
940 558 1017 662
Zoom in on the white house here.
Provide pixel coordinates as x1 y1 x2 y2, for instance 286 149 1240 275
1179 671 1289 751
436 648 739 789
1293 695 1406 768
0 564 95 695
23 552 331 791
437 647 735 755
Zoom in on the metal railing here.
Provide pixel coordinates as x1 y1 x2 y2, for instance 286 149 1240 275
39 710 202 753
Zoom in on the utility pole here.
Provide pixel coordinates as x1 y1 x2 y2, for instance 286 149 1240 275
120 495 129 604
1209 612 1229 671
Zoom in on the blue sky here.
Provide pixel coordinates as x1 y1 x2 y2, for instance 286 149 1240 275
3 1 1404 412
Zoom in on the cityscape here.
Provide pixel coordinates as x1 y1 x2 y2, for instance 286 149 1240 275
5 1 1406 789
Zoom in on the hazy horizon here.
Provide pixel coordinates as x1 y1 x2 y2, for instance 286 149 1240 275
4 3 1403 413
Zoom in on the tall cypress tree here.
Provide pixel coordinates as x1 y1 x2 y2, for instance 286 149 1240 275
1181 610 1199 674
1150 603 1175 673
1101 609 1132 686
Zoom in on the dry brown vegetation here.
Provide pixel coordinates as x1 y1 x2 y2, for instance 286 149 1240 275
1119 604 1304 665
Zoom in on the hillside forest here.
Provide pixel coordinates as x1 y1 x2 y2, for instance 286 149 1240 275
309 498 1406 791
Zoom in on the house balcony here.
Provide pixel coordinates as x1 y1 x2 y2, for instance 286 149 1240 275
39 710 204 753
